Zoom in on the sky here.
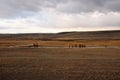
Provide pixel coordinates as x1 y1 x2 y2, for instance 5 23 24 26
0 0 120 33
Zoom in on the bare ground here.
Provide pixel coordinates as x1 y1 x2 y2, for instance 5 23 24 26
0 48 120 80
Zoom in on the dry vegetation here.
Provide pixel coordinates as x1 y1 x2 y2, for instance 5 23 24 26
0 30 120 47
0 30 120 80
0 39 120 48
0 48 120 80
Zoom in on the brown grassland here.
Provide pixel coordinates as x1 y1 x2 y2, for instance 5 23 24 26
0 31 120 80
0 48 120 80
0 39 120 48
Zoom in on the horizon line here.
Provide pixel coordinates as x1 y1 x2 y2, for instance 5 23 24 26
0 30 120 34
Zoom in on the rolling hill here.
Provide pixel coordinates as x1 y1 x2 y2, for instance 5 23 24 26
0 30 120 40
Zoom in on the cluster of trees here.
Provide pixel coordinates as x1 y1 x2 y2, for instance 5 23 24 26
29 43 86 48
68 43 86 48
33 43 39 48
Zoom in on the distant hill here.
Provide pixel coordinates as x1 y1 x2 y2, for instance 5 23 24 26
0 30 120 40
55 30 120 40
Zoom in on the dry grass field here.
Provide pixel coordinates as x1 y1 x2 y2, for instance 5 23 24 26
0 39 120 48
0 48 120 80
0 30 120 48
0 31 120 80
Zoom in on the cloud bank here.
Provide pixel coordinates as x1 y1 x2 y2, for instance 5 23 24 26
0 0 120 33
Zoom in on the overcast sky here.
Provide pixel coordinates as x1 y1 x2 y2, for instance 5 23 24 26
0 0 120 33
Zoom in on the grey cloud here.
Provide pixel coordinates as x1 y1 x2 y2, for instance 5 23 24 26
0 0 120 18
0 26 10 29
0 0 42 18
0 0 66 18
0 26 24 30
57 0 120 13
